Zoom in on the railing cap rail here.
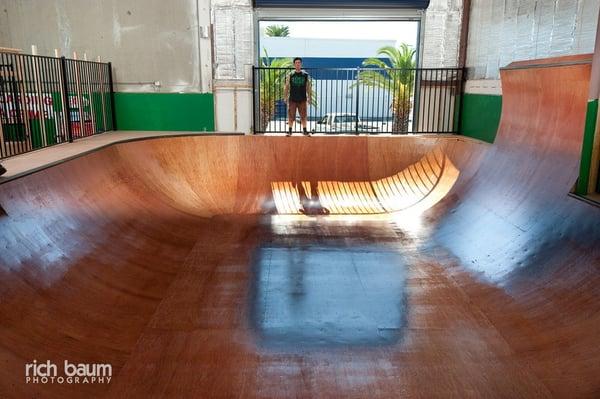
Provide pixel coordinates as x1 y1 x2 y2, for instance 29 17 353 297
0 50 111 65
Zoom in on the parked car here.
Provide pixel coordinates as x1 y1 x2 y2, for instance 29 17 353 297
312 113 379 134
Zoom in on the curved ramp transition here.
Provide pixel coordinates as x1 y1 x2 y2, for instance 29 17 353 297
0 56 598 398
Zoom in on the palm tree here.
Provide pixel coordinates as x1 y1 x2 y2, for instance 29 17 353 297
357 44 416 132
258 50 292 131
265 25 290 37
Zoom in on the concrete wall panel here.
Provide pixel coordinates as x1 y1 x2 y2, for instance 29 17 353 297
0 0 211 93
422 0 463 68
467 0 599 79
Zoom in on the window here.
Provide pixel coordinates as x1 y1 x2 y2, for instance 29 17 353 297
336 115 357 123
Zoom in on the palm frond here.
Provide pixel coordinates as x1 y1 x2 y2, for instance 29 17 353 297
361 58 388 69
265 25 290 37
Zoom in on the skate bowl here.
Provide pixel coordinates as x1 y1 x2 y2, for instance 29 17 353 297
0 55 599 398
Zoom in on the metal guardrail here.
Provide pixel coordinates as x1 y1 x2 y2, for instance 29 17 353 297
252 66 465 135
0 51 115 159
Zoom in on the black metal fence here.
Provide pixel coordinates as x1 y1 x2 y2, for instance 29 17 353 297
252 67 464 135
0 50 115 159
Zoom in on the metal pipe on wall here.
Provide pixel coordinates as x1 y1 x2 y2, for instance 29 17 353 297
458 0 471 70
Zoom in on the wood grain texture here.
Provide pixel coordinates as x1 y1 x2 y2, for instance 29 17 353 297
0 55 598 398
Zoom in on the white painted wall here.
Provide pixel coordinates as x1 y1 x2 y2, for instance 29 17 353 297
214 84 253 133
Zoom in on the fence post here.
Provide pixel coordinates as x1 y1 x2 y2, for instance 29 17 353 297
107 62 117 130
355 67 360 135
252 66 256 134
455 68 466 133
59 56 73 143
410 69 417 133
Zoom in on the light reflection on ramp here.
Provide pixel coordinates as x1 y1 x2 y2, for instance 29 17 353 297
271 148 460 215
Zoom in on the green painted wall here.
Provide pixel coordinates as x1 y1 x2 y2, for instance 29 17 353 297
576 99 599 195
114 93 214 131
459 93 503 143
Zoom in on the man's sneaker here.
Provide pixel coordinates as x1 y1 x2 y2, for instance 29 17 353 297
286 130 292 137
0 164 6 177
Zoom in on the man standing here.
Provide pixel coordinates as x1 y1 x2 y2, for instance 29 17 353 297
284 57 312 136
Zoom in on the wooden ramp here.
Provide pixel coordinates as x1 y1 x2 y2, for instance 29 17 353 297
0 55 598 398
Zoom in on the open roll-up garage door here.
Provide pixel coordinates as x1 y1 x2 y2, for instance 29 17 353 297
253 1 430 9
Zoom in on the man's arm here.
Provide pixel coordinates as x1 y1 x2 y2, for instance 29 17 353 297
283 74 290 103
306 76 312 105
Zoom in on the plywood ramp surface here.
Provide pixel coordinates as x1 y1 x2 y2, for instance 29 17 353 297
0 56 598 398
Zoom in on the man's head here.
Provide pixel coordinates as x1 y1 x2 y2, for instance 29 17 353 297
293 57 302 71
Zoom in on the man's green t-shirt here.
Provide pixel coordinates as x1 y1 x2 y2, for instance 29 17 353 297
289 71 309 102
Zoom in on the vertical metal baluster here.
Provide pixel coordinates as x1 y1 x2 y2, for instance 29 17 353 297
100 61 107 132
23 55 35 152
343 69 346 133
412 69 419 133
1 52 6 156
99 61 108 132
421 68 427 133
426 69 432 133
251 66 255 134
355 68 359 135
108 62 117 131
0 53 7 157
436 69 442 133
257 68 261 133
60 57 73 143
456 68 465 133
82 60 91 135
442 69 450 132
20 54 29 154
439 69 445 132
276 68 280 134
40 56 50 145
258 66 262 134
49 57 62 142
432 69 438 133
318 69 323 134
391 68 397 134
91 61 100 132
88 61 97 135
325 70 329 131
375 69 380 132
388 68 393 134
